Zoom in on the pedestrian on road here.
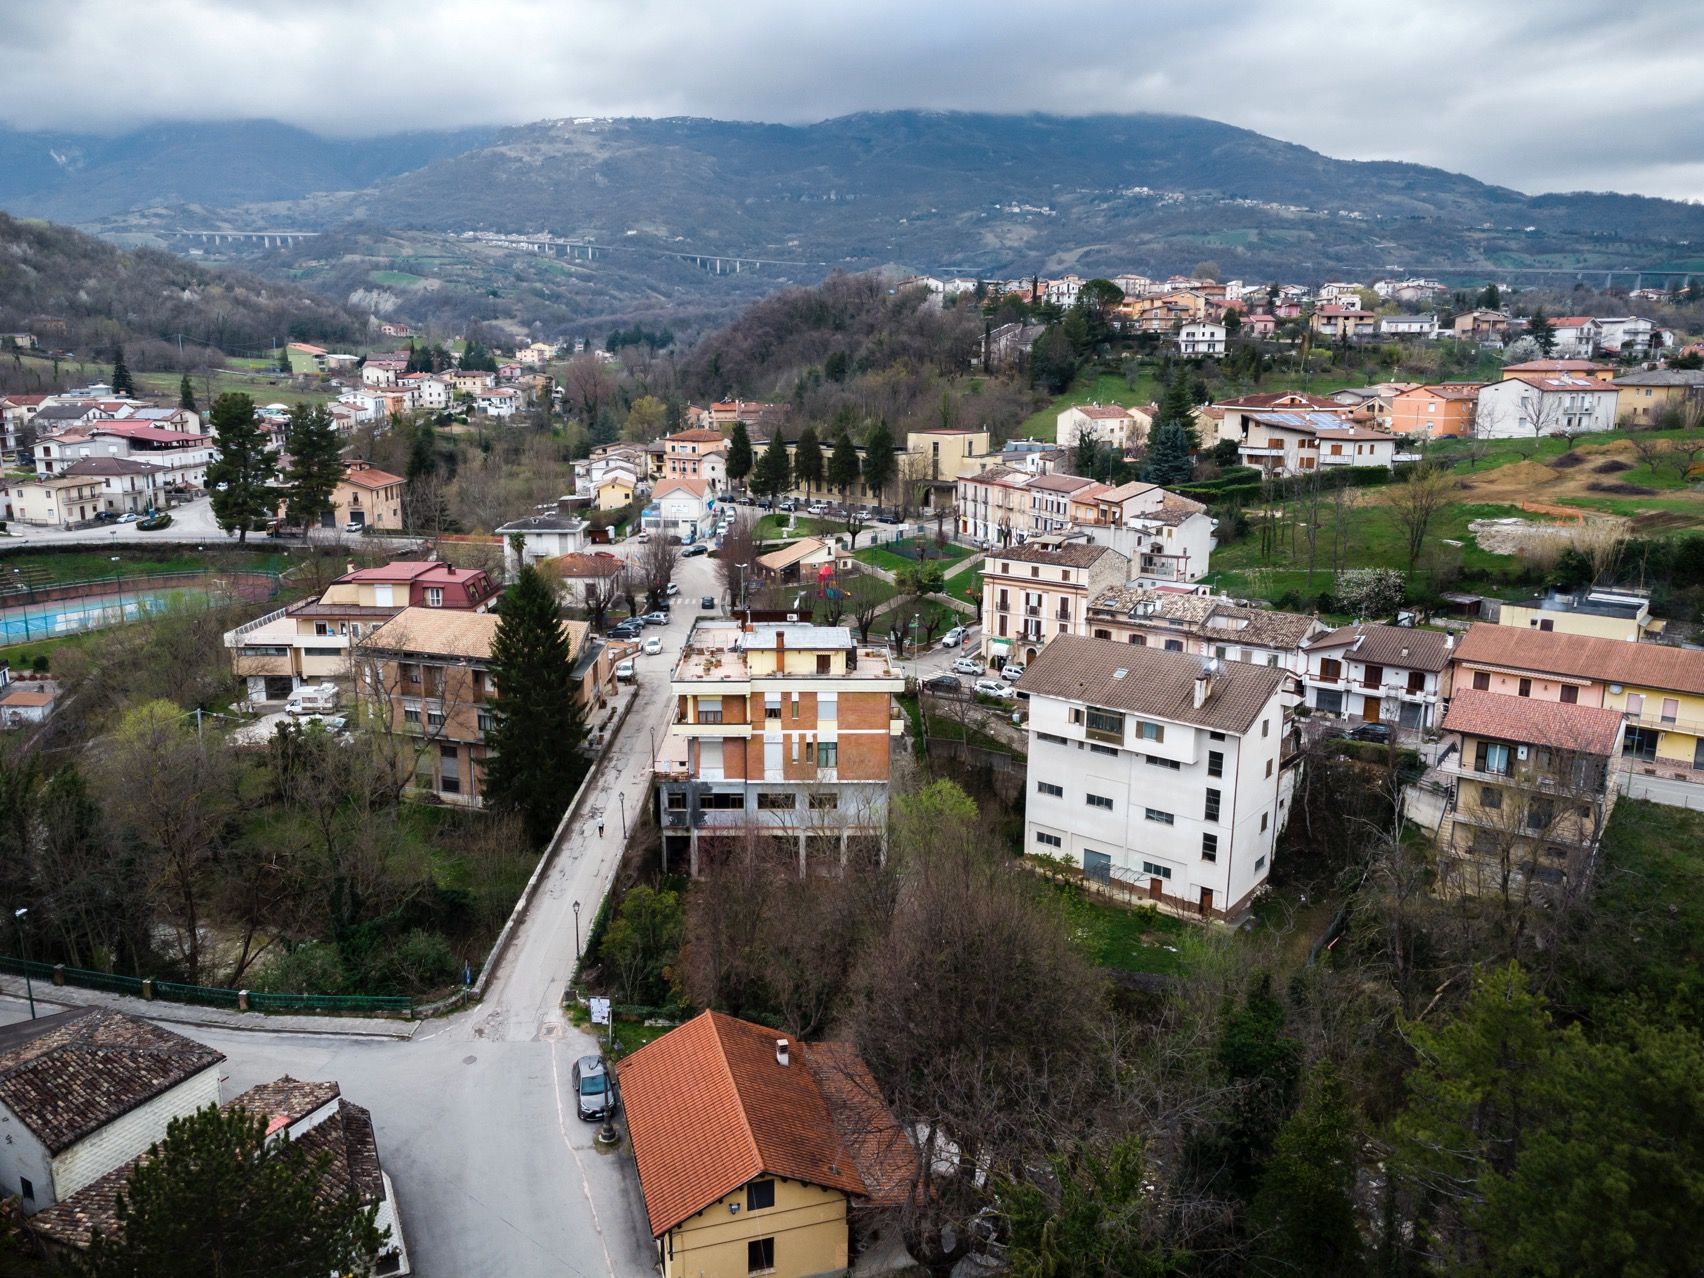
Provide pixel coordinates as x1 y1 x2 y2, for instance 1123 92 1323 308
598 820 605 838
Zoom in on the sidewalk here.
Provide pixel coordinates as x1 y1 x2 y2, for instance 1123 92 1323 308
0 975 419 1040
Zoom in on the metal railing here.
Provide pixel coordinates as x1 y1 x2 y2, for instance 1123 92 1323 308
0 954 413 1017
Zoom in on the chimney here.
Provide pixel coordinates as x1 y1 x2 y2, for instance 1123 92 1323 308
1194 657 1216 708
346 561 355 575
776 630 785 660
775 1038 790 1067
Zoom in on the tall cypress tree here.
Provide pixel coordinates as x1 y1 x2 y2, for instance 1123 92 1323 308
725 420 754 487
861 420 897 511
110 345 135 397
482 566 588 847
205 393 276 544
178 373 197 412
282 403 345 532
792 424 824 498
828 429 861 506
754 431 792 502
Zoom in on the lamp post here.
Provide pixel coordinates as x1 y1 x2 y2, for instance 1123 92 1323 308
573 900 582 959
618 790 627 839
736 563 749 623
12 907 35 1019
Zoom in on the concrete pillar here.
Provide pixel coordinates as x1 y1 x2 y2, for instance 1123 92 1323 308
798 832 807 880
237 989 250 1012
141 978 154 1001
52 964 65 986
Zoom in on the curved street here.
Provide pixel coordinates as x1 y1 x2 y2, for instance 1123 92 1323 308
0 545 721 1277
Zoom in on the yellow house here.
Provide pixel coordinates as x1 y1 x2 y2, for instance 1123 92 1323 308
593 470 637 511
618 1011 913 1278
1611 369 1704 427
1496 588 1659 643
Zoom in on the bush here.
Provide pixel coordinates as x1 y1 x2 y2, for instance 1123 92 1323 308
259 942 346 995
366 929 459 995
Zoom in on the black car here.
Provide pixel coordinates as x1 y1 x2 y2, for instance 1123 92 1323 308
1347 722 1393 744
609 620 643 638
682 543 709 557
876 513 901 525
700 596 716 610
922 673 962 693
572 1055 615 1122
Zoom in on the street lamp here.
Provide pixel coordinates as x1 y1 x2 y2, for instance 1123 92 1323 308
12 907 35 1020
618 790 627 839
573 900 582 960
736 562 749 620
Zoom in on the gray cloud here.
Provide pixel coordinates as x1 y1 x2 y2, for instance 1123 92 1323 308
2 0 1701 199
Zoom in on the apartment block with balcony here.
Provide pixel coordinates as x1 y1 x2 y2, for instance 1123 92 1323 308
1436 689 1624 900
653 621 906 875
224 560 498 705
1451 622 1704 790
1021 636 1299 923
1301 623 1453 731
1235 412 1399 475
979 540 1129 668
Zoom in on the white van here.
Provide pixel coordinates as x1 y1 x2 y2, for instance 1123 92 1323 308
285 682 340 715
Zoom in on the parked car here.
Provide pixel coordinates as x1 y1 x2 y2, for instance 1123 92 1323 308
923 673 962 693
1001 662 1026 681
952 656 983 676
642 637 663 656
974 679 1016 700
641 611 669 626
115 512 140 524
614 659 636 682
807 502 829 516
636 530 652 543
609 621 643 639
298 714 349 736
682 543 709 557
665 583 680 596
940 626 966 648
94 510 119 523
1347 722 1393 744
344 519 365 533
572 1055 615 1122
137 512 172 531
877 513 901 525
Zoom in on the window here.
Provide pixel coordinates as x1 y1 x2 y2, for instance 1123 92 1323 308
1663 698 1679 724
809 793 838 810
1136 721 1164 743
1085 706 1124 741
747 1180 776 1211
1089 743 1119 756
314 622 331 636
765 696 781 720
1474 741 1513 776
1037 781 1064 797
1254 854 1267 873
1518 678 1532 698
816 742 837 768
1144 808 1174 825
1204 789 1221 822
1038 732 1067 745
1036 830 1062 848
305 646 341 658
748 1238 775 1274
1265 758 1273 778
1201 834 1218 861
1146 754 1180 770
697 696 724 725
1069 708 1084 724
1207 749 1224 778
1627 692 1644 715
818 693 837 721
1261 718 1270 738
1479 786 1503 810
19 1177 33 1203
1560 684 1578 704
425 587 444 608
1472 671 1491 691
403 707 421 724
757 793 796 810
1093 628 1112 640
477 709 494 733
1209 731 1225 741
1164 639 1184 652
427 711 444 729
1260 812 1269 832
1086 793 1114 810
1141 861 1172 880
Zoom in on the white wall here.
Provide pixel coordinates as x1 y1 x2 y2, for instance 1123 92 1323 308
52 1067 221 1205
0 1099 55 1211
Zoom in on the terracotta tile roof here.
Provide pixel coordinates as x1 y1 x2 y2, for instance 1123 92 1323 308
550 552 625 579
32 1080 385 1250
801 1042 914 1208
1305 622 1452 672
1216 392 1344 410
1025 472 1099 494
1097 481 1160 503
341 462 404 490
667 429 727 443
1453 623 1704 697
1441 688 1624 756
991 542 1116 569
0 1008 223 1154
616 1011 879 1237
1411 383 1484 401
652 477 708 499
1020 634 1286 735
1065 404 1133 419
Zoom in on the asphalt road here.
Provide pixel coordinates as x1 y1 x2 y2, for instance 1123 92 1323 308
0 545 724 1277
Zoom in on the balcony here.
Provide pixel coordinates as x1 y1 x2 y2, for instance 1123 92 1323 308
1239 446 1286 458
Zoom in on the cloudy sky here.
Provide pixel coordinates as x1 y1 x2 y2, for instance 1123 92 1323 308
4 0 1701 200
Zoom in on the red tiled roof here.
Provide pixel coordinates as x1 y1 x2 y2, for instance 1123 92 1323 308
1442 688 1623 756
1066 404 1133 419
616 1011 877 1237
1454 623 1704 697
667 429 726 443
342 463 404 489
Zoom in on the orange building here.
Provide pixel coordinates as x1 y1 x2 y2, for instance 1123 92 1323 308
1388 383 1483 437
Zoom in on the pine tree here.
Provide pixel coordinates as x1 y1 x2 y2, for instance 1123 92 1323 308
828 430 861 505
1249 1065 1364 1276
72 1104 386 1278
1142 420 1195 486
205 393 276 544
178 373 196 412
481 566 588 846
754 431 792 502
861 420 897 511
792 424 823 497
1529 308 1556 356
725 420 754 486
110 346 135 397
282 403 344 533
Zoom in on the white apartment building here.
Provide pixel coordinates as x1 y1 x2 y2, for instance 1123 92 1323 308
1022 636 1297 922
1087 586 1323 672
1237 412 1400 475
1300 622 1453 731
1175 321 1227 357
1077 487 1217 586
475 387 521 417
400 374 451 410
1057 404 1143 453
956 465 1034 545
980 540 1129 667
1474 376 1619 438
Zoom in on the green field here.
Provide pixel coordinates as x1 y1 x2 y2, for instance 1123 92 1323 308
853 541 973 574
134 368 339 407
369 270 428 287
1050 879 1195 975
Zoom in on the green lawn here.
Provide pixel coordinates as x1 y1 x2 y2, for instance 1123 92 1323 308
1049 878 1195 975
853 541 973 574
134 368 339 407
753 514 851 541
1020 372 1158 442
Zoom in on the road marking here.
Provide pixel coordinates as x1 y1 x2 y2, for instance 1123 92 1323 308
550 1038 620 1276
